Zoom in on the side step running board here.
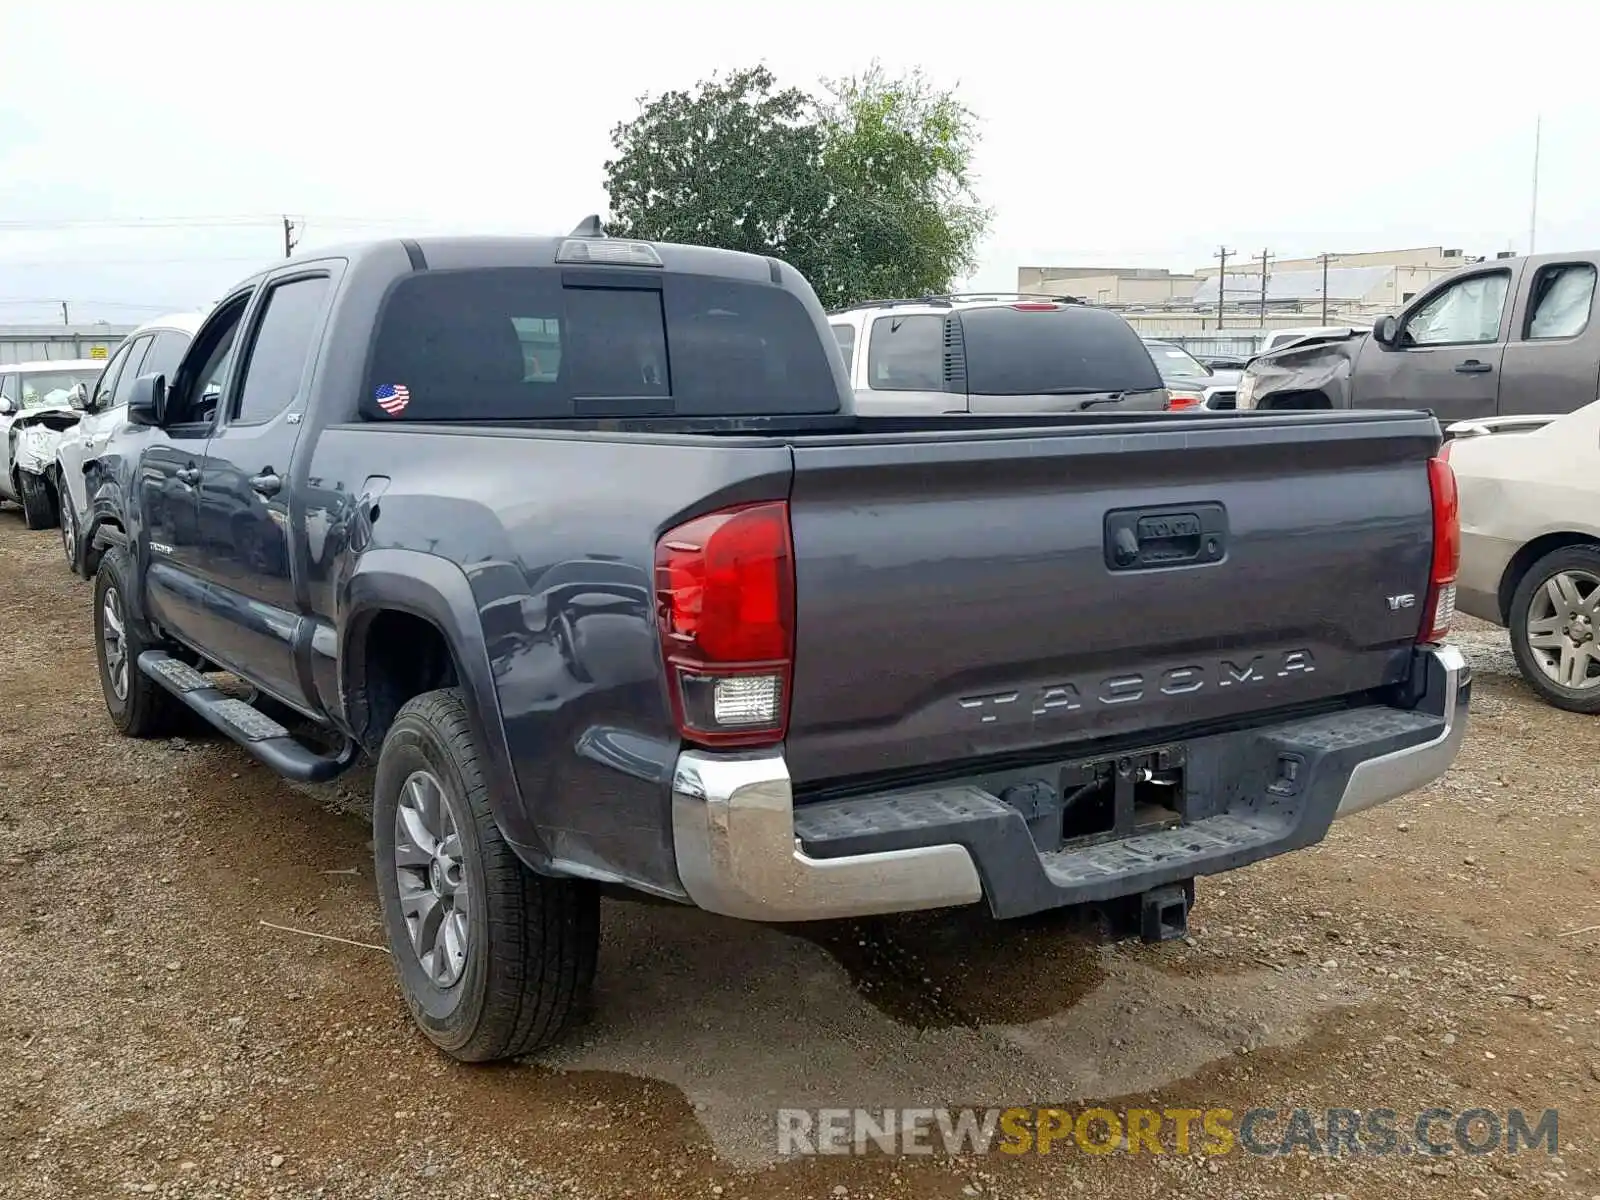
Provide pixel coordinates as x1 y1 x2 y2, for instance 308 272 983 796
138 650 358 783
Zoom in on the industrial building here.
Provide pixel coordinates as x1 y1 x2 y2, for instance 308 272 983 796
1019 246 1494 353
0 323 133 366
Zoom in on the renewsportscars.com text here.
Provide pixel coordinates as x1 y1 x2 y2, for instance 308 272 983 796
776 1106 1559 1158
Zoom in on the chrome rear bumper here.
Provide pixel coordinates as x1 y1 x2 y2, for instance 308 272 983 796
671 645 1469 922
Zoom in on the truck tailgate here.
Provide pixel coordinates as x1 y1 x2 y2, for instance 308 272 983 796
784 413 1440 785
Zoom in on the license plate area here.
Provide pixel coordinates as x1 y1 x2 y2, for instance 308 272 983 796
1059 744 1187 847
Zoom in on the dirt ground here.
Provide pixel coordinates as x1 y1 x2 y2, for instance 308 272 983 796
1 512 1596 1200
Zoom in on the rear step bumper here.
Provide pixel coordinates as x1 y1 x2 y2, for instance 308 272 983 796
671 645 1468 922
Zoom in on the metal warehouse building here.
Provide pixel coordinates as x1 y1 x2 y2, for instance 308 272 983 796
0 324 134 365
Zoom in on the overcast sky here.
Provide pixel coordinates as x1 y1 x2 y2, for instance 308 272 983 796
3 0 1599 326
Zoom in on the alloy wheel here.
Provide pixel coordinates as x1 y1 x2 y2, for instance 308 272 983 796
393 769 471 988
1525 568 1600 690
101 586 129 701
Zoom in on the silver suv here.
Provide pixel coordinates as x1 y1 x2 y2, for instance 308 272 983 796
826 294 1171 415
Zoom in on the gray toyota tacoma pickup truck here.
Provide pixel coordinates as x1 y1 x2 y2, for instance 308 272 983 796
87 223 1470 1062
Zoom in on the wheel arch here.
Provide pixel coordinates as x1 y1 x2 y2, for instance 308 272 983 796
341 549 546 864
1497 532 1600 625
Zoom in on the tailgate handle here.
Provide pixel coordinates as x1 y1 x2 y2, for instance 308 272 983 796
1105 504 1228 572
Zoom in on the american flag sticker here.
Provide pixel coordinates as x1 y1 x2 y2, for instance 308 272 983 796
374 383 410 415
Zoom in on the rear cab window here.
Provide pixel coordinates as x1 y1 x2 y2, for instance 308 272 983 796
959 305 1163 396
365 268 842 421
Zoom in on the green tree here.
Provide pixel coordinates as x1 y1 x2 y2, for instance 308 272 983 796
602 63 989 309
602 66 831 263
811 63 990 308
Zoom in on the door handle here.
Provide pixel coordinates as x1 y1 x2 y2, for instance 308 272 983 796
249 471 282 498
1455 360 1493 374
175 465 200 485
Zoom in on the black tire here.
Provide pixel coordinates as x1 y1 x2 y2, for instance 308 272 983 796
1508 543 1600 714
18 469 57 530
374 688 599 1062
93 545 184 737
59 480 82 574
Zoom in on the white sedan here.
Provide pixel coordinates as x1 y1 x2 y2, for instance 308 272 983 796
1449 401 1600 712
0 359 104 528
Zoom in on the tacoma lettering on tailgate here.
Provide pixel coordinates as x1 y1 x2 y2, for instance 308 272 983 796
957 650 1316 725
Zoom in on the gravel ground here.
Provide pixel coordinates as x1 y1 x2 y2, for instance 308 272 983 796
1 512 1596 1199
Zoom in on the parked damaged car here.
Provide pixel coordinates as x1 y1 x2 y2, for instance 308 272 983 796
0 359 103 528
1236 250 1600 426
57 314 200 574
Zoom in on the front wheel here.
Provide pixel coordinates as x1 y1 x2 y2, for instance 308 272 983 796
93 546 183 737
373 688 600 1062
1509 544 1600 713
18 470 57 530
59 484 81 573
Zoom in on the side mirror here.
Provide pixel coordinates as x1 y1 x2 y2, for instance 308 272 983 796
1372 314 1400 346
69 382 89 410
127 373 167 427
0 397 13 416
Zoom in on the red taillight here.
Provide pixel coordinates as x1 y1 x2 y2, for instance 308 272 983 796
1164 391 1204 410
655 501 794 747
1010 301 1060 311
1420 456 1460 643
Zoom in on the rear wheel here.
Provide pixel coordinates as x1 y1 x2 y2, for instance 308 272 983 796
374 688 600 1061
18 469 57 530
1509 544 1600 713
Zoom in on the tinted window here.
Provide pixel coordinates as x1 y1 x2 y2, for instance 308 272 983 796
110 336 155 408
233 277 330 424
1405 272 1509 347
140 330 191 382
171 302 246 426
830 324 856 373
89 340 137 410
366 268 840 421
1524 263 1596 340
866 315 944 391
961 306 1164 395
564 287 669 398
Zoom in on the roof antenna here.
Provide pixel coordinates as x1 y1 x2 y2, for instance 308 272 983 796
569 214 607 238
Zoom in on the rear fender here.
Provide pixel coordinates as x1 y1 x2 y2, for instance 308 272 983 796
341 548 548 865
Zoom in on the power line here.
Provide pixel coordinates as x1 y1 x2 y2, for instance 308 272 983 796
0 255 274 267
0 213 436 232
0 298 177 311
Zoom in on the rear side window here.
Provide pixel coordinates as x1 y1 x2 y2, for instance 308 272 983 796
867 315 944 391
960 306 1163 396
111 335 156 408
830 323 856 374
233 277 331 425
365 268 841 421
140 330 191 382
1524 263 1596 340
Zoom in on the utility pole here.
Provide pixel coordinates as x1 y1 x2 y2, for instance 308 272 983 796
1528 114 1542 254
283 215 300 258
61 301 69 326
1214 245 1235 329
1255 247 1273 326
1319 252 1334 324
